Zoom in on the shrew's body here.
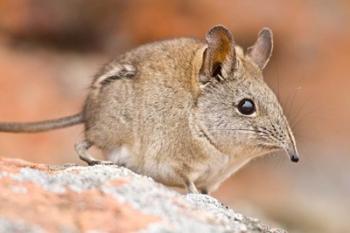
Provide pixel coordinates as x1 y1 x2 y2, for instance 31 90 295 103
0 26 299 194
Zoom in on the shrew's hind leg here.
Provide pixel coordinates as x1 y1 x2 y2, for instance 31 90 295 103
75 140 115 166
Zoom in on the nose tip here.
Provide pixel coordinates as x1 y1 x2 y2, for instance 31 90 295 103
290 154 299 163
285 142 300 163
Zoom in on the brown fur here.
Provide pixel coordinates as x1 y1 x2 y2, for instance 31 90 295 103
83 25 299 193
0 25 299 193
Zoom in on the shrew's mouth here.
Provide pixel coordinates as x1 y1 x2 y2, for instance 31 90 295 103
197 124 218 149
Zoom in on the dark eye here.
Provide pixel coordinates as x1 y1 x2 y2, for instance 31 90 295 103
237 99 256 115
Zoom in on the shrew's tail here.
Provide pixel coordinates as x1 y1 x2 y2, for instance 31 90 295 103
0 113 83 133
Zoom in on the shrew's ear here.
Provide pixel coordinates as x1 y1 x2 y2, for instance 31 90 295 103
199 25 236 84
247 28 273 70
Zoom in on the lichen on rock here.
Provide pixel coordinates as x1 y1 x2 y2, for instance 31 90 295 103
0 158 287 233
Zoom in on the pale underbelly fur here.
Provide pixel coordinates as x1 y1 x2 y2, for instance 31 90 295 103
194 154 254 192
106 146 254 192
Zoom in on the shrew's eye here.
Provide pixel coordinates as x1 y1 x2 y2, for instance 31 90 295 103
237 99 256 115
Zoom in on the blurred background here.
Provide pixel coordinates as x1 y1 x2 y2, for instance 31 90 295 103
0 0 349 232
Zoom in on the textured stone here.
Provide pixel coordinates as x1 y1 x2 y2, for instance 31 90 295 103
0 158 286 233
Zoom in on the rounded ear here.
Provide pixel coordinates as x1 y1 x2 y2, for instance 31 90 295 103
199 25 236 84
247 28 273 70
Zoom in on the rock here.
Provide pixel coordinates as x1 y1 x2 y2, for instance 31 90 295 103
0 158 286 233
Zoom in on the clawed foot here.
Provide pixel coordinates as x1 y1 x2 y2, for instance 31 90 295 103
200 188 208 195
75 140 119 167
85 160 118 166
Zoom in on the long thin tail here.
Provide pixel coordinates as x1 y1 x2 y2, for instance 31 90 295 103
0 113 84 133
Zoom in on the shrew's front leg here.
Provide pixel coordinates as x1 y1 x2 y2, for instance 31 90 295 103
182 177 200 194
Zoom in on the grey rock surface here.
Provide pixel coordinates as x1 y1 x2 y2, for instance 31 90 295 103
0 158 287 233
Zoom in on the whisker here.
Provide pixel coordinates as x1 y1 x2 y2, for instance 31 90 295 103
286 90 297 119
275 66 281 102
288 86 302 117
208 128 265 134
208 128 281 145
290 98 315 130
